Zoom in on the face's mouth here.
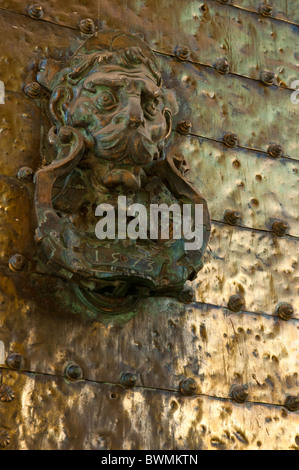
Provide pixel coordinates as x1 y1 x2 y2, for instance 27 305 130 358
94 128 160 164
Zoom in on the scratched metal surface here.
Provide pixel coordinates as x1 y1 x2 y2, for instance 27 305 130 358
0 369 298 450
0 1 299 87
0 1 298 451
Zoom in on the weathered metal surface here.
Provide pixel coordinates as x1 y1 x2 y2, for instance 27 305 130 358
1 10 299 161
196 222 299 318
0 0 298 452
0 273 298 405
226 0 299 25
1 1 299 87
159 56 299 161
0 92 41 177
169 134 299 236
0 369 298 450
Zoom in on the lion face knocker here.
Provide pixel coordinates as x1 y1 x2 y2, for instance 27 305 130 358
34 30 210 314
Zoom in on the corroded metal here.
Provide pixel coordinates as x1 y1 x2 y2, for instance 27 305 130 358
8 254 26 272
223 133 238 148
6 353 24 370
231 385 248 403
176 120 192 135
65 362 83 381
179 378 197 396
120 372 138 389
276 303 294 321
27 4 43 19
224 210 241 226
214 58 230 75
17 167 34 182
272 220 289 237
228 294 245 312
175 46 190 61
0 0 298 453
79 18 95 34
33 30 210 314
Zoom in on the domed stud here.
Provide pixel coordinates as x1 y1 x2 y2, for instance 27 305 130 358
214 58 230 75
260 70 275 86
259 4 273 17
179 377 197 396
178 285 195 304
120 372 138 389
65 363 83 381
79 18 96 34
175 46 190 61
272 220 289 237
231 384 248 403
223 132 238 148
28 4 44 19
17 167 34 182
8 254 26 272
176 120 192 135
267 144 283 158
224 210 241 225
284 396 299 412
228 294 245 313
6 353 25 370
276 303 294 321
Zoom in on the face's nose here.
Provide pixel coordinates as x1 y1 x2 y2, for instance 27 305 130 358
126 96 144 129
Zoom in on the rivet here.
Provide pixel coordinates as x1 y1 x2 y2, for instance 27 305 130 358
214 58 230 74
175 46 190 61
276 303 294 321
17 167 34 182
219 0 230 3
28 4 44 19
176 120 192 135
24 81 41 98
8 254 26 272
178 285 195 304
231 384 248 403
179 377 197 396
284 396 299 412
228 294 245 312
120 372 137 389
259 4 273 17
0 385 15 403
224 210 241 225
79 18 95 34
260 70 275 86
6 353 24 370
272 220 289 237
267 144 283 158
65 363 83 381
223 132 238 148
0 429 10 448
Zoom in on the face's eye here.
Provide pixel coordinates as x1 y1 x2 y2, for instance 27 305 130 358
142 97 159 120
96 90 117 110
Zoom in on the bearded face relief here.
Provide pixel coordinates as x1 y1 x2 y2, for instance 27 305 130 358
34 31 210 315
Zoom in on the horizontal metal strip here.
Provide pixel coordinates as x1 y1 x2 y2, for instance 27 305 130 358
220 0 299 26
158 55 299 162
1 1 299 90
0 279 298 404
2 367 298 449
168 134 299 237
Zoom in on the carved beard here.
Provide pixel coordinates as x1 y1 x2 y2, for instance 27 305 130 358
93 127 162 165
